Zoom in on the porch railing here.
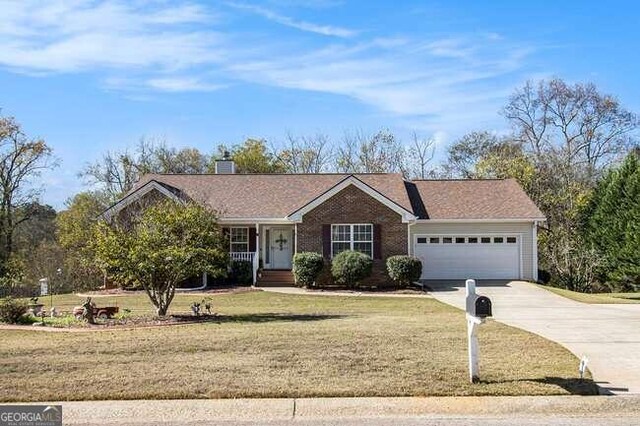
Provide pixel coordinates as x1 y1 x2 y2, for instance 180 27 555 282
230 252 254 263
229 252 258 285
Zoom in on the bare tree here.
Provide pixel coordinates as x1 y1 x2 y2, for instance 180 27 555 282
335 129 407 174
279 133 333 173
82 148 138 200
335 130 361 173
81 137 210 200
407 133 435 179
504 79 638 181
444 131 507 178
0 115 56 272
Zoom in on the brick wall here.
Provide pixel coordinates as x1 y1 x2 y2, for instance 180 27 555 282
297 184 408 287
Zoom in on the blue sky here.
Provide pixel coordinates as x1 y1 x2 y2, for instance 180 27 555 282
1 0 639 209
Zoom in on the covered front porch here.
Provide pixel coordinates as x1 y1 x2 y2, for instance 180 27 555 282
225 223 296 285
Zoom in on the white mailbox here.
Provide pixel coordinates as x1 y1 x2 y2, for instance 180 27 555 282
465 279 492 383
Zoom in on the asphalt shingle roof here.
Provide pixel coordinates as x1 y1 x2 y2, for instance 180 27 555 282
411 178 545 220
133 173 413 219
128 174 544 221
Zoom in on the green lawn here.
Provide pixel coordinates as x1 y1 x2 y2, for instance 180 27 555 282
539 285 640 304
0 291 597 401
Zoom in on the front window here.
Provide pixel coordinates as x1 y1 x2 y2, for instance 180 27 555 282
331 224 373 257
230 227 249 252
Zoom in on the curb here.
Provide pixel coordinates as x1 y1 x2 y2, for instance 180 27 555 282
10 395 640 424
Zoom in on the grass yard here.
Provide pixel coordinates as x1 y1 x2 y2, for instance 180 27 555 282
0 291 596 401
539 285 640 304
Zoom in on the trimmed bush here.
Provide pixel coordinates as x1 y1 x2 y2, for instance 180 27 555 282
293 252 324 288
0 297 28 324
331 250 373 288
386 255 422 289
231 260 253 286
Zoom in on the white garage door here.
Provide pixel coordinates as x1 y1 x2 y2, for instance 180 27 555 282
414 235 521 280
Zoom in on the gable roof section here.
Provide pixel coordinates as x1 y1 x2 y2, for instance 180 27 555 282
123 173 414 220
410 178 545 220
287 175 416 223
102 179 184 221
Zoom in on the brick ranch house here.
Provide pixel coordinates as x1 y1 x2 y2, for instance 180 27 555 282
103 157 545 287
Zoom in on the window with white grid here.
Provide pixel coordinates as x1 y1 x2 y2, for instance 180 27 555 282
331 224 373 257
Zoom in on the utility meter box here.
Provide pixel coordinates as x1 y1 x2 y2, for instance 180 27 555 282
466 294 492 318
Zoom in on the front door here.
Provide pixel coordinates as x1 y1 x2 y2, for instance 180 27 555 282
269 228 292 269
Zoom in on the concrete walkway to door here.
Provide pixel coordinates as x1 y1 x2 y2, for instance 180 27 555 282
425 280 640 395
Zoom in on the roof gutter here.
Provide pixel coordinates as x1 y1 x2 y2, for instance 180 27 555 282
414 218 547 223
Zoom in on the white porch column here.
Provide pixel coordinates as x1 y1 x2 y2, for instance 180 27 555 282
532 220 538 282
253 223 259 285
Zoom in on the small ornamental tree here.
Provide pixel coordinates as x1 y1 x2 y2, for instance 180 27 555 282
292 252 324 287
93 201 228 316
386 255 422 289
331 250 372 288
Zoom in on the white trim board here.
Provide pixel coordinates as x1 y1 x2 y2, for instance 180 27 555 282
287 175 416 223
415 218 545 223
102 180 183 221
218 218 291 225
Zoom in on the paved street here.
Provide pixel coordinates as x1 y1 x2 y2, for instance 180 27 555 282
426 280 640 394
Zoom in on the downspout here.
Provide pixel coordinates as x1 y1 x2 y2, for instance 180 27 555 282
407 219 417 256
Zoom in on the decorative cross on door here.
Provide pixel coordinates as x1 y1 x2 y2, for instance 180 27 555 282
275 233 288 251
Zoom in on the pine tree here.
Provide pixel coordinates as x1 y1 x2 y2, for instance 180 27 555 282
583 150 640 291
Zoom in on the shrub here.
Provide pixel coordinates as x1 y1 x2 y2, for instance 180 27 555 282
537 269 551 284
386 256 422 289
231 260 253 285
0 297 28 324
292 252 324 287
331 250 373 288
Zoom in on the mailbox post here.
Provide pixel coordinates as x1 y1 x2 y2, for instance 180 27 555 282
465 279 492 383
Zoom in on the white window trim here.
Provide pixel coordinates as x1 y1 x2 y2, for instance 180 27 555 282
331 223 373 258
230 227 249 253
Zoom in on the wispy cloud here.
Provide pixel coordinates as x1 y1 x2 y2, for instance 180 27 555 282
0 0 223 73
226 2 357 38
226 34 532 128
147 77 227 92
0 0 537 134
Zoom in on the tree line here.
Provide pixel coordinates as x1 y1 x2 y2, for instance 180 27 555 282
80 130 436 203
0 77 638 296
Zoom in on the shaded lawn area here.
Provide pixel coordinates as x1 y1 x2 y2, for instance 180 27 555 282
0 291 597 401
539 285 640 304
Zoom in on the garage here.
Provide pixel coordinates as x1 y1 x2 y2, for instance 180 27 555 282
413 235 521 280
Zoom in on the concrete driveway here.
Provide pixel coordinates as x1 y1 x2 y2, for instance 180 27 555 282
425 280 640 395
